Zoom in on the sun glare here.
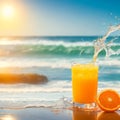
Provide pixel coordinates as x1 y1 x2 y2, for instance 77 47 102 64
2 5 15 18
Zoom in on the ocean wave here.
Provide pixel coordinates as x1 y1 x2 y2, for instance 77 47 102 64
0 43 120 57
0 38 120 46
0 45 94 57
0 39 93 46
0 36 120 58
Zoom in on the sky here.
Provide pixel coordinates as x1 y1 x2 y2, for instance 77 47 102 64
0 0 120 36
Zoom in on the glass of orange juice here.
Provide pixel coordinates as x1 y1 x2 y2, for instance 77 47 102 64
72 63 98 110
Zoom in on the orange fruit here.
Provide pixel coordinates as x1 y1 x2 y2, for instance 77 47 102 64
97 89 120 112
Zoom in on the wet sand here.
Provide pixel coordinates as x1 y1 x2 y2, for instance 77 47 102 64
0 108 119 120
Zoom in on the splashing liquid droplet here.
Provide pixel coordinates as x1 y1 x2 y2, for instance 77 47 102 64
93 24 120 62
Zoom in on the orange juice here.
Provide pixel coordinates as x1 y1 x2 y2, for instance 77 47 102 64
72 63 98 104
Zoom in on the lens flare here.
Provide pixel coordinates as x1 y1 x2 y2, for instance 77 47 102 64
1 5 15 18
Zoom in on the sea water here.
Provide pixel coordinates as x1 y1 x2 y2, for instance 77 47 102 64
0 35 120 109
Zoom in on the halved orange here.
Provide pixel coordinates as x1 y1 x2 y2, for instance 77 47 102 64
97 89 120 112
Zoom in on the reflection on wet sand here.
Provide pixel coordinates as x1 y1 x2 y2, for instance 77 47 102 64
72 108 97 120
0 108 120 120
97 111 120 120
0 115 17 120
72 107 120 120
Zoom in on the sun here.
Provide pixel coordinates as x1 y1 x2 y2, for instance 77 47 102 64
1 5 15 19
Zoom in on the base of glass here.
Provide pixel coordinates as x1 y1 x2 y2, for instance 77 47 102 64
73 102 98 111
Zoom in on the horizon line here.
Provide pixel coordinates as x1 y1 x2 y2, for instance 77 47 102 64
0 35 119 37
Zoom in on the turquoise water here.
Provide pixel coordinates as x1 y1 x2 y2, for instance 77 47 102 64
0 36 119 109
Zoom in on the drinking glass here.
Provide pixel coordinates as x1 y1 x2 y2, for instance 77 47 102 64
72 63 98 110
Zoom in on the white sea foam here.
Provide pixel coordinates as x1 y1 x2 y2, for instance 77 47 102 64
0 38 120 46
0 57 120 69
0 80 119 93
0 81 72 93
0 39 97 46
98 81 120 93
0 81 119 93
0 58 88 68
97 59 120 66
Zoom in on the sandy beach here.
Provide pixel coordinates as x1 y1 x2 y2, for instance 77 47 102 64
0 107 119 120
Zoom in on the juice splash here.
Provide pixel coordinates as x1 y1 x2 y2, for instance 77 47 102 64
93 24 120 62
